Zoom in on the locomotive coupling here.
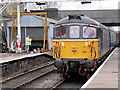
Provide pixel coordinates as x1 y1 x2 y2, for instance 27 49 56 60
54 59 63 69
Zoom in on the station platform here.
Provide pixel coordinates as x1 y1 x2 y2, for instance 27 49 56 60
82 47 119 89
0 51 53 64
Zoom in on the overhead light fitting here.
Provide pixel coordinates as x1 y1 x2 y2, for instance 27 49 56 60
81 0 91 4
36 2 46 5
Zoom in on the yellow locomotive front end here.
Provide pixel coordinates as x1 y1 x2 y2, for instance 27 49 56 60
53 15 99 79
53 40 98 60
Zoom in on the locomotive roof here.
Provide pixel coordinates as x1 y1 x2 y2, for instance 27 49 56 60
55 15 100 26
55 15 109 30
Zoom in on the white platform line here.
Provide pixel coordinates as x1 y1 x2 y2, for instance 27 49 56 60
80 48 117 89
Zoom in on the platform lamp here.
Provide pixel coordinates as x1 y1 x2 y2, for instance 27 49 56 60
81 0 91 4
36 2 46 5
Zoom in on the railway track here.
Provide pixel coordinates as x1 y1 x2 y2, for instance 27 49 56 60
51 79 65 90
2 61 55 89
20 70 62 88
51 76 87 90
17 72 86 89
13 69 55 89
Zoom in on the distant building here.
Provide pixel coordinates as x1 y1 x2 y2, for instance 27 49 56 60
7 15 57 50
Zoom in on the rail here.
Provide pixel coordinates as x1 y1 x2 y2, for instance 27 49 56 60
1 61 55 89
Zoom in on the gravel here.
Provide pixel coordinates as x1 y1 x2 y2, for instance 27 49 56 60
2 63 54 89
22 71 62 88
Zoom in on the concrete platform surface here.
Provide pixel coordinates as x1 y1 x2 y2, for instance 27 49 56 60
0 52 44 64
82 47 119 88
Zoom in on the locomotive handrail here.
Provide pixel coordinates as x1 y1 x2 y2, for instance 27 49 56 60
88 40 96 60
93 47 96 59
54 41 61 59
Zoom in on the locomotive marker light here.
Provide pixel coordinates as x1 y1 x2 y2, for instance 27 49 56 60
85 42 88 46
61 42 64 46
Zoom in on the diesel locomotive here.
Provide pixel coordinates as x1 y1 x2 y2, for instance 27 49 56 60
53 15 118 79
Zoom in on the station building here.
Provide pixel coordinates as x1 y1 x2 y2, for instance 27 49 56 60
7 15 57 51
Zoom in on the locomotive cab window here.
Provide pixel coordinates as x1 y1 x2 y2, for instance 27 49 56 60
83 27 96 38
55 26 67 38
70 26 80 38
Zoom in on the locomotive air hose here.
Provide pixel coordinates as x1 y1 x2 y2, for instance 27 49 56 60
91 41 96 59
94 47 96 59
91 46 92 57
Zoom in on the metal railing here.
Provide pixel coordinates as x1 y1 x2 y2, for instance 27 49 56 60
0 3 9 14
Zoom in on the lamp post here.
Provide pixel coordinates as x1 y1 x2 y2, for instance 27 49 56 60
17 4 21 53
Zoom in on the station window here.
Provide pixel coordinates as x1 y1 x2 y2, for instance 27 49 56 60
55 26 67 38
83 27 96 38
70 26 80 38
